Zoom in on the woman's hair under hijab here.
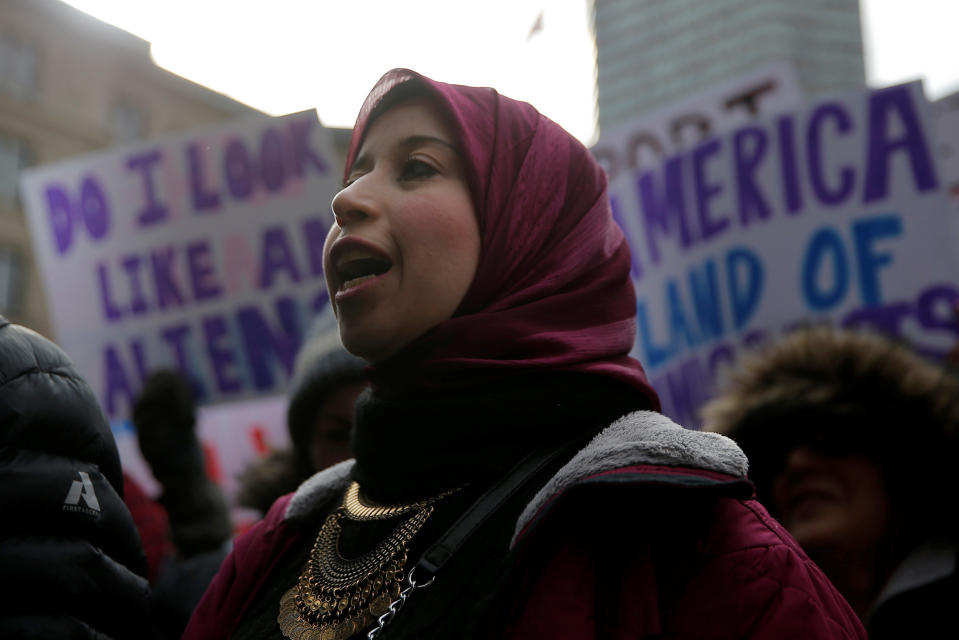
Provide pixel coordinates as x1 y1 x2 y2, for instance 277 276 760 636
702 325 959 546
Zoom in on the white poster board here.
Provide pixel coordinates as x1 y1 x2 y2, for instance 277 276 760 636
20 110 341 420
608 82 957 427
593 60 803 182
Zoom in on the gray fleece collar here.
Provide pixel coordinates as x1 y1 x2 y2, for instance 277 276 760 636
284 411 749 542
512 410 748 545
285 458 354 522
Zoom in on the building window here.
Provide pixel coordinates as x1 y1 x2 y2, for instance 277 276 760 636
0 132 32 205
108 99 147 142
0 245 23 315
0 31 39 99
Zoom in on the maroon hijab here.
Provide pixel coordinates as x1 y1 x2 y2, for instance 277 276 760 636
343 69 659 410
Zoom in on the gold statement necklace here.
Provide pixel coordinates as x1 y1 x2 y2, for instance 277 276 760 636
278 481 458 640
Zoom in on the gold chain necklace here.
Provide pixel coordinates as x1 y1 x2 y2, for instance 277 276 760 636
278 482 458 640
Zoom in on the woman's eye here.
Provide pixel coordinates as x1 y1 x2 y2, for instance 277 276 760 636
398 158 438 182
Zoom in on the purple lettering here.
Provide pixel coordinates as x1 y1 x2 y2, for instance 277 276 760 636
693 138 728 241
916 284 959 359
160 323 207 401
120 254 149 315
150 247 185 310
186 240 222 301
287 116 329 178
302 218 330 277
103 344 134 417
225 138 254 200
187 142 221 211
96 262 123 322
45 184 73 255
259 227 302 288
237 297 301 390
806 103 855 206
259 127 286 192
125 148 169 227
202 314 243 393
776 115 803 214
863 85 939 203
79 176 110 240
637 156 693 265
842 301 913 336
732 126 771 227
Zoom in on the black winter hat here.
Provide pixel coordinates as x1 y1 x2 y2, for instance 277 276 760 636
286 322 366 467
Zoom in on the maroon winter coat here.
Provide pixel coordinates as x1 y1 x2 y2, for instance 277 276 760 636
183 411 865 639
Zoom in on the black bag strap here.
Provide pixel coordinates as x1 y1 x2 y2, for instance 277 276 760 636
415 438 576 580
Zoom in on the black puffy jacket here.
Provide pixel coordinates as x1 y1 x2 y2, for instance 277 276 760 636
0 317 151 638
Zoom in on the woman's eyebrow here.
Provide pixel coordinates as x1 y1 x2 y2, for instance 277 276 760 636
399 135 458 153
351 135 457 174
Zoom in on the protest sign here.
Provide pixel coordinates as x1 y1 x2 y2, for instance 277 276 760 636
20 110 340 420
933 92 959 220
608 81 957 427
593 60 803 182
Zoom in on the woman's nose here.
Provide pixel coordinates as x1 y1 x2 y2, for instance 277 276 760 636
331 179 376 227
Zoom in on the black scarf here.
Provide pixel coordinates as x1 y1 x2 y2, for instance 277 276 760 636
350 371 651 503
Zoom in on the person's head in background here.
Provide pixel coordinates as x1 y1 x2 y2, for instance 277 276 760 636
703 326 959 626
286 323 367 473
236 318 366 515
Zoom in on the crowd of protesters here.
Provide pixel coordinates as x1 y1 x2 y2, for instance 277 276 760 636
2 69 958 639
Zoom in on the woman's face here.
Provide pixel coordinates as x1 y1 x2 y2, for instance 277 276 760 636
308 379 367 471
324 97 480 362
769 446 890 557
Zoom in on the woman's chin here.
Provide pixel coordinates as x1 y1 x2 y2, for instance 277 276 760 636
338 324 396 364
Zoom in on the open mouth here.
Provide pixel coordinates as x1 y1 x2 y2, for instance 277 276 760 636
336 255 392 291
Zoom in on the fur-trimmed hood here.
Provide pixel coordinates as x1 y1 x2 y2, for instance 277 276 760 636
702 326 959 446
284 410 748 544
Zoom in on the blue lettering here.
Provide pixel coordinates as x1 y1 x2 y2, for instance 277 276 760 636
802 227 848 311
725 247 764 329
852 215 902 306
688 258 724 340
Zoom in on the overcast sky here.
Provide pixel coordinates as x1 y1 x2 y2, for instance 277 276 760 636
62 0 959 145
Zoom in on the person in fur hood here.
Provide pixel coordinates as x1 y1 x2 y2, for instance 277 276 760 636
236 319 367 515
183 70 864 640
703 325 959 639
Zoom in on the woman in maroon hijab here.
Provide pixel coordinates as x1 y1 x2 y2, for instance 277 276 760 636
183 70 864 640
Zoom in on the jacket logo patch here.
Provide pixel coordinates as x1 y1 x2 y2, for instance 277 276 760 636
63 471 101 515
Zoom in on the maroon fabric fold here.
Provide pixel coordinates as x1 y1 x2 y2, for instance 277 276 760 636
344 69 659 410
